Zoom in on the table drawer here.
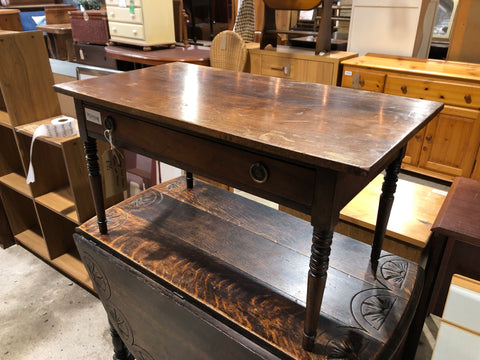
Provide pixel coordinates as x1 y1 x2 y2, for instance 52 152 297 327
109 21 145 40
106 0 142 6
259 54 304 80
83 106 316 209
107 6 143 24
385 75 480 109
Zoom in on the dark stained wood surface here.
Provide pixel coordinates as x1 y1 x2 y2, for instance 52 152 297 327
104 45 210 66
432 177 480 245
76 177 424 359
54 62 443 176
429 177 480 315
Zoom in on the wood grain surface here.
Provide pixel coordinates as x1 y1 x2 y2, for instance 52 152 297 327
55 62 443 176
77 178 424 359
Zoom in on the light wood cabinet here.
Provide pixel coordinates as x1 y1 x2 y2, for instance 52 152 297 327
341 54 480 182
106 0 175 49
0 31 121 291
249 46 357 85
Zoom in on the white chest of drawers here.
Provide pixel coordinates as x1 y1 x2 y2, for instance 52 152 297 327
106 0 175 49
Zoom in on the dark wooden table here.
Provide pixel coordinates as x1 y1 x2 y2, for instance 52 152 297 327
429 177 480 315
54 62 443 352
105 44 210 67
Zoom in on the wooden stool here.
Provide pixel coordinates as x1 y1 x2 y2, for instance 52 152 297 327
0 9 23 31
74 177 424 359
36 23 75 61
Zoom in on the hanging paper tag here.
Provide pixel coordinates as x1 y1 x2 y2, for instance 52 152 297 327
118 0 127 7
102 149 127 198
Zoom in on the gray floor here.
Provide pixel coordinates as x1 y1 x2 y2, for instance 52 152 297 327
0 245 112 360
1 242 439 359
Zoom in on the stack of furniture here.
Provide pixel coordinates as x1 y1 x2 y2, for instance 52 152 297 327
341 53 480 182
0 30 122 291
55 61 443 358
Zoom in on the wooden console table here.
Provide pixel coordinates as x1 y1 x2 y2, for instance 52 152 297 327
55 63 442 353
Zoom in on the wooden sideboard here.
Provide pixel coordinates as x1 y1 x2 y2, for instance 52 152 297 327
341 54 480 182
249 46 357 86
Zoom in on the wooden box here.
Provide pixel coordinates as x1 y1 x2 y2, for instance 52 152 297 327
74 43 118 69
70 10 109 45
45 6 78 25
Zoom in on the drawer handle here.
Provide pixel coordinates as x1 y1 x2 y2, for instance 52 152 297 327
104 116 116 131
109 12 114 17
401 85 407 94
132 30 137 35
249 162 269 184
425 135 432 142
465 94 472 104
270 63 291 76
112 27 117 33
359 78 365 87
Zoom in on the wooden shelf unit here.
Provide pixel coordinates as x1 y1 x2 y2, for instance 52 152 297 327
0 30 122 291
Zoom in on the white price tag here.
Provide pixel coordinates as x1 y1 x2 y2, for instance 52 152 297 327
118 0 127 7
85 108 102 125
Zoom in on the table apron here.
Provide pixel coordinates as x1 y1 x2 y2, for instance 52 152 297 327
82 105 317 212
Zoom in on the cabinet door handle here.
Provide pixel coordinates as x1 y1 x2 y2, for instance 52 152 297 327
465 94 472 104
425 135 432 141
401 85 407 94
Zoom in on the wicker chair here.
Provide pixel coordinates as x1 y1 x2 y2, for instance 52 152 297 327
210 30 248 72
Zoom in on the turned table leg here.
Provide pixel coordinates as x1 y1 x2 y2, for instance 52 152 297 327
84 137 108 234
110 322 134 360
370 149 405 273
303 227 333 351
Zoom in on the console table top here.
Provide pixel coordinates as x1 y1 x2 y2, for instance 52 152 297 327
55 62 442 176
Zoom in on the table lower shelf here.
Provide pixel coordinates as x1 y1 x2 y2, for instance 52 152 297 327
75 177 423 359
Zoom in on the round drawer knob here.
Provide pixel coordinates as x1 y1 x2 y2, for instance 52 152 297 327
110 12 114 17
104 116 116 131
132 30 137 35
249 162 268 184
401 85 408 94
465 94 472 104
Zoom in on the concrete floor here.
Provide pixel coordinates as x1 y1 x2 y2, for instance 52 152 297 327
0 242 439 359
0 245 112 360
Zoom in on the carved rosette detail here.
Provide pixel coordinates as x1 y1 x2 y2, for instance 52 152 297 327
361 295 396 330
351 288 399 335
127 189 163 211
104 207 128 229
326 332 366 359
130 345 158 360
381 259 408 289
81 252 111 300
105 304 134 345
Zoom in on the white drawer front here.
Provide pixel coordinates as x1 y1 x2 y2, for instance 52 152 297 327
443 283 480 333
109 22 145 40
106 0 142 7
107 6 143 24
